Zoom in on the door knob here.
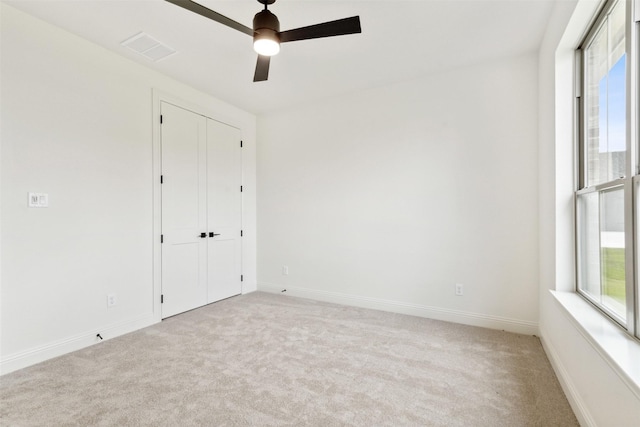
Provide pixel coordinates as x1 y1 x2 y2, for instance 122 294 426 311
209 232 221 237
199 232 207 238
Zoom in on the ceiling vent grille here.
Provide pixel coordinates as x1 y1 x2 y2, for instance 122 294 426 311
121 32 176 62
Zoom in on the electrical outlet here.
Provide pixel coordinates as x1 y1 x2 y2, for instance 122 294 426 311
455 284 464 296
282 265 289 275
107 293 117 307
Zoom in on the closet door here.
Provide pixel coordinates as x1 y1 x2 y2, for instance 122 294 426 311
206 119 242 302
161 102 208 318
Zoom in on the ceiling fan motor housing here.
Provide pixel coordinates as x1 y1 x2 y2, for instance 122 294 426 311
253 9 280 41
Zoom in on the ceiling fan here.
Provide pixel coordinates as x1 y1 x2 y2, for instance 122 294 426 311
165 0 362 82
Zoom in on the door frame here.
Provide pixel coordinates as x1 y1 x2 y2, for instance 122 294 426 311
152 89 246 322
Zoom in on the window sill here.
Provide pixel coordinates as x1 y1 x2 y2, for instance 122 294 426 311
550 290 640 399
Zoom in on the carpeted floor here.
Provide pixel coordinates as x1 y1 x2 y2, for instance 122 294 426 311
0 292 577 426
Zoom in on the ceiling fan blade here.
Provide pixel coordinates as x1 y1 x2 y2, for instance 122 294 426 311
279 16 361 43
254 55 271 82
165 0 254 36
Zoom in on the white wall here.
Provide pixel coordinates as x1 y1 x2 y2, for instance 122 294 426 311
538 0 640 425
0 4 257 374
257 54 540 334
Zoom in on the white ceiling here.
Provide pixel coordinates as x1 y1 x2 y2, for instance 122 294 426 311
5 0 557 114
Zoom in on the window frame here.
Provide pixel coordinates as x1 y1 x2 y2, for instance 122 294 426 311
575 0 639 339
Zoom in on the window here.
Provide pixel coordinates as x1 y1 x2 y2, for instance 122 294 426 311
576 0 638 337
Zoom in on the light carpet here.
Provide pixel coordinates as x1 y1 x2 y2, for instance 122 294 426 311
0 292 578 426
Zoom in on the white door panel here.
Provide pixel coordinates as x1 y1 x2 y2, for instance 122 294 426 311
207 119 242 303
161 102 207 318
162 242 205 317
209 238 239 302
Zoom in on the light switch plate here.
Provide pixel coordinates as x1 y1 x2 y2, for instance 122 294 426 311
28 192 48 208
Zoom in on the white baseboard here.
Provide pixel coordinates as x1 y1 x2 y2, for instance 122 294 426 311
258 283 539 335
540 334 595 427
0 313 157 376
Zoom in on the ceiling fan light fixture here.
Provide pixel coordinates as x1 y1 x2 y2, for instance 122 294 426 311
253 8 280 56
253 30 280 56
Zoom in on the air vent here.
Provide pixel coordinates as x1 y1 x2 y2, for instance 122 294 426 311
121 32 176 62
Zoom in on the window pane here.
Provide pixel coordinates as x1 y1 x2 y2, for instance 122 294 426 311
578 192 601 296
577 189 627 322
600 189 626 318
585 0 626 187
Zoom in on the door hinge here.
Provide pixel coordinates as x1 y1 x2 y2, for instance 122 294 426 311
160 115 163 124
161 294 164 304
241 230 243 237
160 175 164 184
240 140 243 148
240 185 243 192
241 275 244 282
161 234 164 243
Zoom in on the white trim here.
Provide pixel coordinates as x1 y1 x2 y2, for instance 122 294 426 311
0 313 157 376
550 290 640 400
152 89 245 131
540 334 597 427
152 89 163 324
258 283 539 335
